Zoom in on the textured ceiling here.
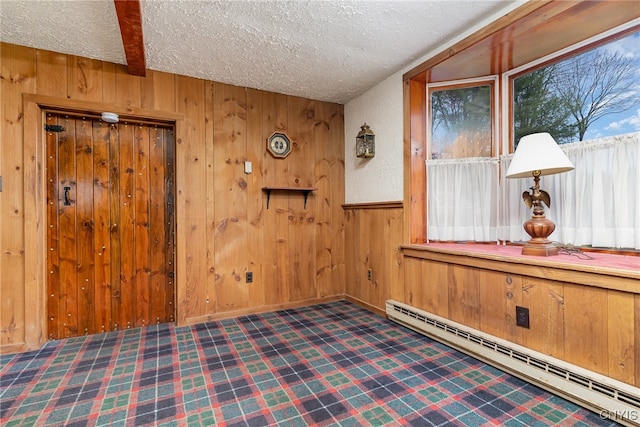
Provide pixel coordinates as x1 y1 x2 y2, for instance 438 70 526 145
0 0 516 104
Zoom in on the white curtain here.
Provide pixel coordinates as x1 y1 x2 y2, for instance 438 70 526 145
499 132 640 249
426 157 499 242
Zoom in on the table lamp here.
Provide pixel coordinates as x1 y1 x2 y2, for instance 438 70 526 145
505 132 574 256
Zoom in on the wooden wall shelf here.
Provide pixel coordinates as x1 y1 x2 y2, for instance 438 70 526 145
262 186 317 209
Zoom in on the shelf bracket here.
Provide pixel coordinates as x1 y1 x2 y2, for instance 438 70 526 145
265 189 272 209
262 186 317 210
302 190 311 209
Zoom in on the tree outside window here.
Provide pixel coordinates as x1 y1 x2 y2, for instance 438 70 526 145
430 84 493 159
513 31 640 146
506 31 640 250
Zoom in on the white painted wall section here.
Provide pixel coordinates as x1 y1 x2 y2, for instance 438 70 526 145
345 73 404 204
343 1 526 204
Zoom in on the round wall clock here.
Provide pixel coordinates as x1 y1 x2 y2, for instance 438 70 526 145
267 132 291 158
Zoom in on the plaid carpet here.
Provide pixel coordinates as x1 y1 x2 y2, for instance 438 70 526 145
1 301 618 426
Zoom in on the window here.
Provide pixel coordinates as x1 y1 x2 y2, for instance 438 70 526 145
512 31 640 145
426 80 499 242
429 82 493 159
503 30 640 250
416 15 639 250
405 2 638 249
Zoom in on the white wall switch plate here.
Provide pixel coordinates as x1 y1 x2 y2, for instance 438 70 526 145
244 161 252 174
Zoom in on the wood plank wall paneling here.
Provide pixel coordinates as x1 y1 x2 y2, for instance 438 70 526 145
403 257 420 308
387 207 404 302
403 257 448 318
344 205 403 312
328 104 346 296
1 44 35 348
4 39 638 395
403 255 640 387
1 43 345 352
213 82 249 312
314 102 332 299
606 290 635 385
478 270 517 341
521 276 564 359
287 96 316 302
246 88 265 308
563 283 608 374
448 265 480 330
262 92 290 306
36 50 67 98
345 205 640 386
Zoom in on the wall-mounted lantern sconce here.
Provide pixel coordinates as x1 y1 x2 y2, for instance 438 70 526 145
356 123 375 158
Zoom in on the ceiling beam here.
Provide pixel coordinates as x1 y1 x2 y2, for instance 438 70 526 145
114 0 146 76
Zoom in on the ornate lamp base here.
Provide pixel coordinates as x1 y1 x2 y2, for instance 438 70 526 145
522 214 558 256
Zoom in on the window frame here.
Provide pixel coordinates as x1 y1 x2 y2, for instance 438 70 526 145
427 76 499 160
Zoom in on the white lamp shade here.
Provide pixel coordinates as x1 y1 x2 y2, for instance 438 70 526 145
506 132 574 179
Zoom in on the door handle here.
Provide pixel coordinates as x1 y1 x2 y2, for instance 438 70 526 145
63 186 71 206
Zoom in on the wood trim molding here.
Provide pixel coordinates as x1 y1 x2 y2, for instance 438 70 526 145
22 98 46 350
185 295 345 325
22 94 182 351
403 1 554 82
405 2 640 84
342 201 403 210
402 245 640 294
0 343 29 355
406 79 426 244
114 0 146 77
23 94 183 123
344 295 386 318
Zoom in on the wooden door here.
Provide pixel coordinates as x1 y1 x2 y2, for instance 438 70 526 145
46 113 175 339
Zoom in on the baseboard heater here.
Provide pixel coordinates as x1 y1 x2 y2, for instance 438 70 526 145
385 300 640 427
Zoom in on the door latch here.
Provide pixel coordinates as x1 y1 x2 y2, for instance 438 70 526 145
63 186 71 206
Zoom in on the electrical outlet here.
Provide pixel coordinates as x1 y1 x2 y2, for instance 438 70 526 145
367 268 373 281
516 306 530 328
246 272 253 283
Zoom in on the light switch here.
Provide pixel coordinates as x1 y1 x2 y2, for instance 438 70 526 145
244 161 252 174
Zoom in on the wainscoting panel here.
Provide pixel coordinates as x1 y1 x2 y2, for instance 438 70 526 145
343 202 403 312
